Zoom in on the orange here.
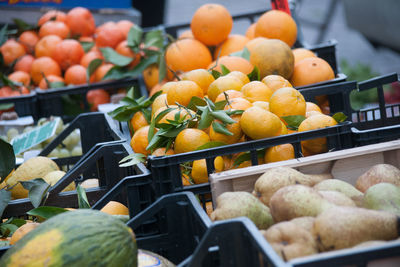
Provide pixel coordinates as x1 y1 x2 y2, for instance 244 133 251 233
8 71 30 87
38 10 67 26
94 63 114 82
182 173 192 186
30 56 61 85
130 111 149 133
191 156 224 184
178 30 194 39
157 107 194 124
64 65 90 85
66 7 96 37
280 121 288 135
209 115 243 144
39 21 70 39
252 101 269 111
80 51 103 68
306 102 322 113
213 34 249 59
95 22 125 49
290 57 335 87
245 37 269 52
142 64 159 90
130 125 152 156
241 81 273 103
38 75 64 90
298 114 337 154
19 31 39 54
166 80 203 107
247 38 294 79
181 69 215 95
207 75 243 102
52 39 85 71
226 71 250 85
240 106 282 140
292 48 317 65
264 144 295 163
34 34 62 58
245 23 256 39
86 89 110 111
149 81 167 96
174 128 210 154
1 39 25 66
208 56 253 75
224 97 252 111
79 36 94 43
306 110 322 118
190 4 232 46
151 147 175 157
269 87 306 119
100 201 129 215
14 54 34 73
10 222 40 245
115 40 141 69
261 74 292 92
116 20 135 39
215 89 244 102
255 10 297 47
165 38 212 75
151 93 168 116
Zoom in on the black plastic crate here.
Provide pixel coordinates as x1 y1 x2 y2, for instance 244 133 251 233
0 92 39 120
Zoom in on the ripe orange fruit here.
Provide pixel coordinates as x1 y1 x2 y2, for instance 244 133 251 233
19 31 39 54
208 56 254 75
280 121 288 135
95 22 125 49
207 75 243 102
269 87 306 119
248 38 294 79
252 101 269 111
241 81 273 103
64 64 90 85
100 201 129 215
115 40 141 69
255 10 297 47
165 38 212 75
191 4 232 46
38 10 67 26
116 20 135 39
264 144 295 163
213 34 249 59
226 71 250 85
290 57 335 87
174 128 210 154
93 63 113 81
181 69 215 95
209 115 243 144
39 21 70 39
240 106 282 140
66 7 96 37
130 111 149 132
30 56 61 85
245 23 256 39
8 71 30 87
151 93 168 116
215 89 244 102
38 75 64 89
158 107 194 124
224 97 252 111
166 80 203 107
52 39 85 70
261 75 292 92
34 34 62 58
1 39 25 66
298 114 337 154
191 156 224 184
14 54 34 73
10 222 40 245
152 147 175 156
142 64 160 90
80 51 103 68
178 30 194 39
86 89 110 111
292 48 316 65
130 125 152 155
306 102 322 113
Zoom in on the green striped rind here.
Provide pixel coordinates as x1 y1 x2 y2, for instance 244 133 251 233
0 210 138 267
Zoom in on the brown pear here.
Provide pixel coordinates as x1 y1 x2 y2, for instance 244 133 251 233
314 179 363 199
313 206 399 251
319 190 356 207
356 164 400 193
290 217 315 233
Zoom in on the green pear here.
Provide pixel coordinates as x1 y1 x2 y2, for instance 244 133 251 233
363 183 400 216
269 185 336 222
211 191 274 229
313 179 363 199
313 206 399 251
319 190 356 207
356 164 400 192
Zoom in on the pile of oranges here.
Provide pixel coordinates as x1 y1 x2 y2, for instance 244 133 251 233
0 7 139 110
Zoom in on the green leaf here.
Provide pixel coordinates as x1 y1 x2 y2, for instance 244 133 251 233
27 206 69 220
158 125 186 138
108 106 138 121
80 41 95 53
119 153 146 167
103 55 158 80
233 150 265 167
211 110 236 124
158 53 167 82
87 58 103 83
127 24 143 47
5 218 26 227
195 141 227 150
198 107 213 130
49 81 65 89
12 18 37 32
220 64 231 75
214 100 228 111
100 47 133 67
230 47 250 61
247 66 260 81
211 70 221 80
0 25 7 46
0 139 15 182
76 184 91 209
212 121 233 136
144 29 164 49
332 112 348 123
21 179 51 208
0 72 21 89
0 224 17 237
187 96 206 111
282 115 306 131
0 189 11 218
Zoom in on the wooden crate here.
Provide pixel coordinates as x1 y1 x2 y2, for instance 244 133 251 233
210 139 400 203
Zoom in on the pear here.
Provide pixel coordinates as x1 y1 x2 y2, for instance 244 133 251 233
253 167 320 206
319 190 356 207
353 240 387 248
363 183 400 216
313 206 399 251
313 179 363 199
356 164 400 192
211 191 274 229
261 221 318 261
269 185 335 222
